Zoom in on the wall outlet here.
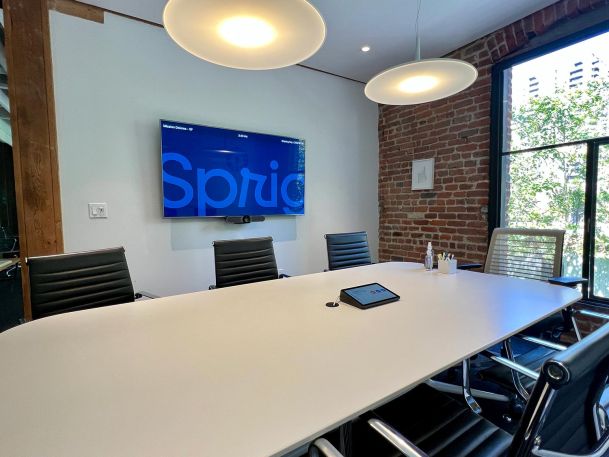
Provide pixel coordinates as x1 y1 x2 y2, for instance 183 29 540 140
88 203 108 219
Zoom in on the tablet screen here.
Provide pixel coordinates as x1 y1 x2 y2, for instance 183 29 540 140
344 283 398 306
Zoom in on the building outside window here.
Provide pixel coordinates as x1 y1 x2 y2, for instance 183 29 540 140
493 26 609 302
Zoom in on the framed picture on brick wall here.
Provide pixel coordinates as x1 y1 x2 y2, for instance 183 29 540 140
412 158 434 190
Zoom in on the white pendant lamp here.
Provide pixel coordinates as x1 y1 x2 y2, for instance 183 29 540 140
365 0 477 105
163 0 326 70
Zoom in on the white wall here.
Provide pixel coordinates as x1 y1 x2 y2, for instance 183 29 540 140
50 11 379 296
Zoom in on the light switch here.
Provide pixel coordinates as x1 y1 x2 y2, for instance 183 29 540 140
88 203 108 219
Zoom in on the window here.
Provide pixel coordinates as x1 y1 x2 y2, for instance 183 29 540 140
491 24 609 303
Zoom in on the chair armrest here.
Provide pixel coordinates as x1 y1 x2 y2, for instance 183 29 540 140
482 351 540 381
577 309 609 321
515 334 567 351
279 273 291 278
368 419 429 457
209 285 217 290
135 291 159 299
548 276 588 287
457 263 483 271
308 438 344 457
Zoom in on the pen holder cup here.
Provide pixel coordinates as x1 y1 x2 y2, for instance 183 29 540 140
438 259 457 275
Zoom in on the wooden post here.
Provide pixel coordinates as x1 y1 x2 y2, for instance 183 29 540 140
4 0 63 320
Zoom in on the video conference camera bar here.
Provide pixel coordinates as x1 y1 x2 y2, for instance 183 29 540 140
224 216 266 224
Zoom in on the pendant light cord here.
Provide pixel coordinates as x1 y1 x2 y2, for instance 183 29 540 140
415 0 421 60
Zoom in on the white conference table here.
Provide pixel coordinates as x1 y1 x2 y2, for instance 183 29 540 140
0 262 580 457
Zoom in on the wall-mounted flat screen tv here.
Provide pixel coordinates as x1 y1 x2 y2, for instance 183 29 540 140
161 120 305 218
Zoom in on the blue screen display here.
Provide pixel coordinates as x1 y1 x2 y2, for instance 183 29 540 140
161 120 305 217
345 284 398 305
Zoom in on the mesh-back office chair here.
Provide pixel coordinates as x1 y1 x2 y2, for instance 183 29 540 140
310 322 609 457
462 227 586 290
462 227 565 280
441 229 583 408
461 228 584 345
211 236 287 289
325 231 372 271
483 228 577 336
27 247 152 320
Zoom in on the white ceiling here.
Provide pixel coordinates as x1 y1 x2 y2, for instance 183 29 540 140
78 0 559 82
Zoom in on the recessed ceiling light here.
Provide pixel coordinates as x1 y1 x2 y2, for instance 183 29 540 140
163 0 326 70
361 46 371 53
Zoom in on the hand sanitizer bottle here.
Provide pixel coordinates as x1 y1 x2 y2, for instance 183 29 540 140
424 242 434 271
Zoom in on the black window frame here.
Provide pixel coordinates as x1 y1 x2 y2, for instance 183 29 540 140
489 19 609 304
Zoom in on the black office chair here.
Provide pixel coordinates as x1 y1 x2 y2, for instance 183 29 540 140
211 236 288 289
27 247 154 320
310 322 609 457
325 231 372 271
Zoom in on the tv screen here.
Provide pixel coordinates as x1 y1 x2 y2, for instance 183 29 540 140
161 120 305 217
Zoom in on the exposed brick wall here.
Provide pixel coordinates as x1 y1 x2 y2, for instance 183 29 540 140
378 0 609 264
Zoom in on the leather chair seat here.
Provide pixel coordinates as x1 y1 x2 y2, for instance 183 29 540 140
352 384 511 457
